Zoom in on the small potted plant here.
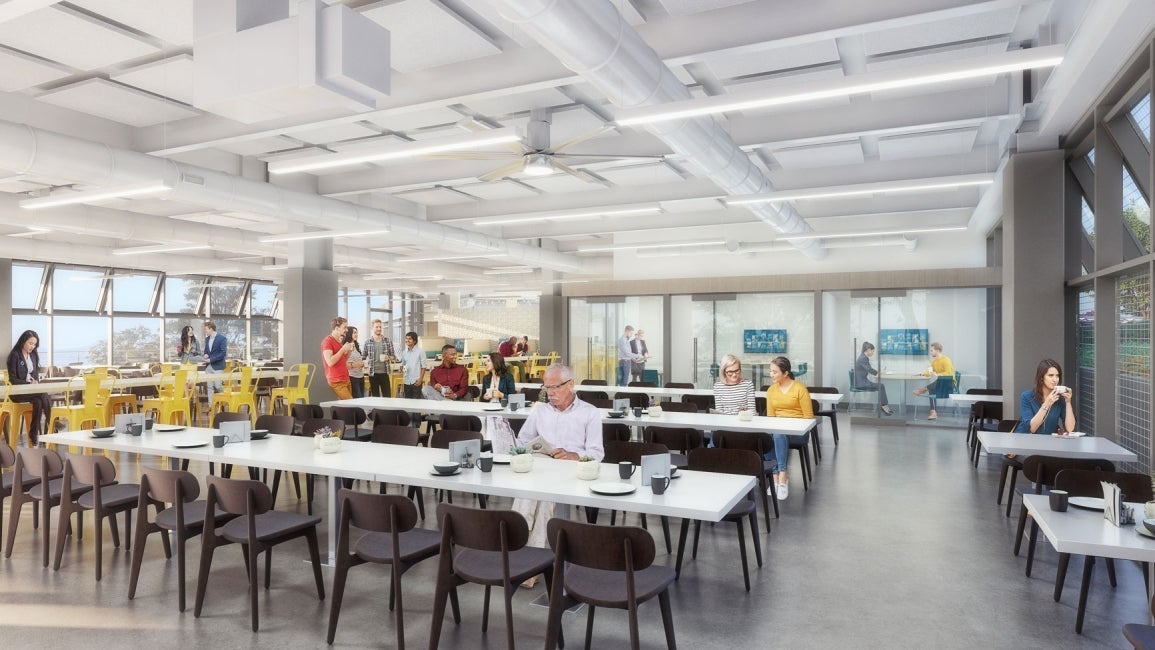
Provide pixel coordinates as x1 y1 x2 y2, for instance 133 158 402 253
575 455 600 480
509 446 534 472
313 425 337 450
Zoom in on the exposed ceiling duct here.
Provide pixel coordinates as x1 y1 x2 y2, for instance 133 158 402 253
496 0 825 258
0 119 593 274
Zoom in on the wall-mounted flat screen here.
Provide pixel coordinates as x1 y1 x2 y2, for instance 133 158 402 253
743 329 787 354
879 329 929 355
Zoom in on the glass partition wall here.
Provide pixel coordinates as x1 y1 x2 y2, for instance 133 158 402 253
569 297 664 385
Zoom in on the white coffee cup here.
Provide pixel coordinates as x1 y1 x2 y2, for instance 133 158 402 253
1144 501 1155 520
380 353 387 361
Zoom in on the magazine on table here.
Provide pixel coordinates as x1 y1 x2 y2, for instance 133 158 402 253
523 435 556 456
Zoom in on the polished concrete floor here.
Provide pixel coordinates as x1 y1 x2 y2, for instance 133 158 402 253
0 417 1147 648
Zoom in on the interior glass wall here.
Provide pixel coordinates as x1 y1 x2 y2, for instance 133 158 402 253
568 296 664 385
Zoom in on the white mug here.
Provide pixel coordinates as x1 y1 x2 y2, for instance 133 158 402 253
1144 501 1155 520
379 353 387 362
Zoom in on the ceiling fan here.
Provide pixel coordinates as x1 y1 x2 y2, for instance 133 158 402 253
445 108 664 183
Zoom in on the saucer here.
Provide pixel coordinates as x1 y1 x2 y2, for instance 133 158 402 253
590 482 637 496
430 468 462 477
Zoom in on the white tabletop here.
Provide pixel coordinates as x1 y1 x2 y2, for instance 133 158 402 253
512 383 844 405
949 393 1004 405
8 369 288 396
1024 494 1155 563
976 431 1138 462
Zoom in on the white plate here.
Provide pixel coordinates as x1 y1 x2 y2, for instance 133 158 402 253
670 465 682 479
430 468 461 477
482 405 504 412
155 426 185 432
1136 525 1155 540
171 441 208 449
590 482 637 496
1052 431 1087 438
1068 496 1105 511
491 454 511 465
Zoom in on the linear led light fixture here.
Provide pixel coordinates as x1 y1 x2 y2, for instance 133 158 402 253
7 226 52 237
614 45 1064 127
482 266 536 275
726 174 994 206
439 283 510 290
474 205 661 226
20 181 173 210
778 226 968 242
544 279 590 284
261 264 290 271
112 243 213 256
258 228 389 243
577 239 726 253
268 128 522 175
393 253 503 263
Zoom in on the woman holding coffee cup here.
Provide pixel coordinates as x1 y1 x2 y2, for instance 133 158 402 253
481 352 515 401
764 356 812 501
1015 358 1076 434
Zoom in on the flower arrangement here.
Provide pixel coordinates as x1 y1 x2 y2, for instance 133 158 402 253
314 426 338 449
510 446 530 455
575 455 600 480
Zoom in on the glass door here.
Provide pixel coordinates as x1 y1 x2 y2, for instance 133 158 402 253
568 298 625 384
689 296 739 388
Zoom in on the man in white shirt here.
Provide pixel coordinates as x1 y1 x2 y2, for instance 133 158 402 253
616 325 639 386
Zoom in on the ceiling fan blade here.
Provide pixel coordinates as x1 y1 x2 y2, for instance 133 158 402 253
423 152 519 160
551 126 612 153
479 160 526 183
553 161 599 183
551 153 667 161
458 118 531 155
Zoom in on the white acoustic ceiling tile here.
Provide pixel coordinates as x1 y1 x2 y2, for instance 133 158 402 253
464 87 573 119
290 122 381 145
214 136 302 157
0 5 159 70
656 0 753 17
867 41 1008 101
661 197 726 213
37 78 199 127
69 0 194 46
723 67 849 112
395 187 477 206
111 54 195 105
771 141 864 169
596 163 684 187
703 40 840 80
520 174 603 193
363 0 501 74
452 181 540 200
458 0 644 49
366 106 465 133
0 45 71 91
863 7 1020 56
876 128 979 162
404 123 471 141
329 134 410 151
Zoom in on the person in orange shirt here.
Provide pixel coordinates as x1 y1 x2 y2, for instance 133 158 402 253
764 356 812 501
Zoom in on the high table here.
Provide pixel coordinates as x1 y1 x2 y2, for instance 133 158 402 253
976 431 1138 462
40 428 756 564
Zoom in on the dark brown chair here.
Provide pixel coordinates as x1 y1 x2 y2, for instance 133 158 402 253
603 441 673 551
205 410 252 478
439 414 482 432
521 387 542 403
682 394 714 412
808 385 841 444
658 401 697 413
623 392 649 408
1053 469 1153 633
128 467 232 612
627 381 657 388
327 489 442 648
584 390 610 401
53 455 139 580
254 414 296 484
581 379 608 386
602 422 631 447
678 447 763 591
430 430 486 506
0 439 39 547
643 425 703 468
969 400 1004 466
271 418 345 514
664 382 694 389
544 519 677 650
1014 456 1115 573
525 377 543 385
370 424 426 518
194 475 325 632
995 420 1024 514
4 447 89 567
331 405 369 440
428 503 557 650
369 408 412 427
1124 591 1155 648
291 402 326 422
586 398 613 409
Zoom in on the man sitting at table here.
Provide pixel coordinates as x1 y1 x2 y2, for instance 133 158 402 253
422 345 469 401
497 336 517 357
510 363 604 587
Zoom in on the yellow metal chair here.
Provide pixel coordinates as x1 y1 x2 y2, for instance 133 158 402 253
103 369 139 424
209 366 259 423
270 363 315 414
47 373 108 432
142 368 195 425
0 371 34 448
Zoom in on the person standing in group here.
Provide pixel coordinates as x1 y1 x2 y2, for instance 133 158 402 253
1015 358 1077 434
202 321 228 404
6 330 51 445
423 345 469 401
616 325 640 386
912 342 955 420
854 341 893 416
398 331 426 399
321 317 355 400
345 326 366 399
177 325 200 364
362 319 396 398
630 328 650 383
763 356 812 501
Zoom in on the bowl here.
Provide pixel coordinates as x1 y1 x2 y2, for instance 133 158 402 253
318 436 342 453
249 429 269 440
1144 518 1155 535
91 427 116 438
607 410 626 419
433 461 460 475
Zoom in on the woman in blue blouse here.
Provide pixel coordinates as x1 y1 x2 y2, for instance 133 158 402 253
481 352 515 402
1015 358 1076 433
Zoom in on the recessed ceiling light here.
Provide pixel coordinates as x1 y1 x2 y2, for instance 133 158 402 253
20 181 172 210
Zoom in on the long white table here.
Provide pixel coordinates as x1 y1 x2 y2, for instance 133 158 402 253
8 369 288 396
41 427 756 563
513 383 845 407
320 396 817 436
976 431 1138 462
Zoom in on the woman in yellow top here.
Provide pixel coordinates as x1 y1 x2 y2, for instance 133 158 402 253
764 356 812 501
912 342 955 420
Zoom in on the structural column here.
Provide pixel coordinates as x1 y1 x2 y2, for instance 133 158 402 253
282 239 337 402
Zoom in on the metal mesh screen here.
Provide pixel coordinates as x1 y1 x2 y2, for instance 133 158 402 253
1132 93 1151 142
1117 271 1150 474
1076 288 1095 436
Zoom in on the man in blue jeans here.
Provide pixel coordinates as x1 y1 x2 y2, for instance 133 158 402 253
202 320 228 405
616 325 639 386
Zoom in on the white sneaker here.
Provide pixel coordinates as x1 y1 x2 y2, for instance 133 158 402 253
776 482 789 500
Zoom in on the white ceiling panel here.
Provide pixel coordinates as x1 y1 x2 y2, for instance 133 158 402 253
111 54 195 105
656 0 754 17
37 78 199 127
330 134 410 151
464 87 573 119
458 0 644 49
876 128 979 162
363 0 502 74
290 122 382 145
214 136 303 157
0 5 159 70
702 39 840 79
725 67 850 112
395 187 477 206
862 7 1020 56
661 197 726 213
520 174 604 194
450 181 540 200
69 0 194 47
771 141 864 169
867 41 1008 101
0 45 70 91
596 163 685 187
366 106 466 133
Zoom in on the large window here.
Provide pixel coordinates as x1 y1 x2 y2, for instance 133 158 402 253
1117 271 1150 474
1075 288 1095 436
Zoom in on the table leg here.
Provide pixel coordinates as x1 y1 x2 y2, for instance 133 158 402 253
326 474 339 566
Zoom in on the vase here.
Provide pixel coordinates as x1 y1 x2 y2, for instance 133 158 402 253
510 454 534 473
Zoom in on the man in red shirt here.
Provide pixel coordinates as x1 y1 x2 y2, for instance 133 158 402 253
322 317 355 399
423 344 469 400
497 336 516 357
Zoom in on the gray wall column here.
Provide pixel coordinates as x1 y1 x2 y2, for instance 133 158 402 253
283 239 336 402
0 259 11 354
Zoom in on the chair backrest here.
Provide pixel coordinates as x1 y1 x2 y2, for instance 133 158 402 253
585 398 613 409
437 503 529 552
1021 455 1115 487
602 423 631 447
644 426 702 453
546 518 655 572
0 438 14 470
212 410 250 428
714 430 772 457
628 381 657 388
299 418 346 438
682 394 715 411
996 419 1018 432
63 455 117 487
330 406 368 428
688 447 763 480
603 440 669 464
966 388 1003 395
584 390 610 401
254 414 295 435
206 475 274 516
371 424 420 446
1054 469 1155 502
808 386 838 395
430 429 483 449
521 387 542 402
338 488 418 534
140 467 201 505
368 408 411 427
975 401 1003 422
439 414 482 432
291 403 326 421
581 379 608 386
659 401 698 413
756 396 767 416
664 382 694 389
15 447 63 480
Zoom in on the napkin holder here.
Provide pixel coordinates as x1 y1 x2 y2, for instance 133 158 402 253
448 439 481 467
1102 481 1123 527
219 420 251 444
639 452 671 487
114 412 145 434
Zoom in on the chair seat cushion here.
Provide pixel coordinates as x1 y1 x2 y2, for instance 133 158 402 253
724 498 756 519
2 473 39 493
29 478 91 501
454 546 555 585
78 483 139 510
669 452 687 469
220 510 321 543
354 528 441 564
155 500 228 531
564 564 676 608
1123 623 1155 649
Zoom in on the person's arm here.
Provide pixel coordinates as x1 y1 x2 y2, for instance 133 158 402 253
581 408 604 460
764 387 776 417
798 384 814 419
500 374 516 397
452 367 469 399
744 383 756 412
1060 393 1076 432
1020 392 1043 433
515 410 539 446
6 351 19 383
